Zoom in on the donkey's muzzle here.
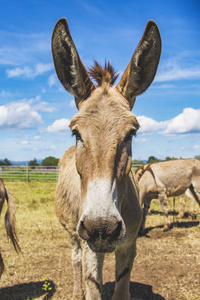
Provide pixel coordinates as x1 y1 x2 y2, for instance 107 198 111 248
77 216 126 253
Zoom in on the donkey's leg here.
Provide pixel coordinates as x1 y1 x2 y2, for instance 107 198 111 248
82 243 104 300
112 241 136 300
0 251 4 279
189 183 200 206
71 236 84 300
177 194 186 219
158 192 170 231
189 195 196 218
139 198 151 234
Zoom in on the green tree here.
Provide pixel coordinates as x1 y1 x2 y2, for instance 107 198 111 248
132 159 144 166
29 158 39 167
41 156 59 166
147 156 160 164
195 155 200 160
165 156 177 161
4 158 12 165
0 158 12 166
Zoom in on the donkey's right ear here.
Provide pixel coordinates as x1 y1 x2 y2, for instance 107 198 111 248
116 20 161 110
51 18 95 109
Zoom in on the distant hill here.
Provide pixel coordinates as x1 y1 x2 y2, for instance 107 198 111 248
10 160 43 166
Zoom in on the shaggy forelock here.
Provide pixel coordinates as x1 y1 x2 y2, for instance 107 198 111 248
88 60 119 86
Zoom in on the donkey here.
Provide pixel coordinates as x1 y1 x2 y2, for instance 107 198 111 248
52 17 161 299
0 178 20 278
135 159 200 233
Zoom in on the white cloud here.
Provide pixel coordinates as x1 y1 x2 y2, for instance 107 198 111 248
18 140 30 145
33 101 56 113
0 90 14 97
33 135 46 141
35 63 53 74
33 135 41 140
0 100 42 129
46 145 57 151
0 94 57 130
48 74 57 87
0 29 50 68
194 145 200 151
156 66 200 82
135 138 147 143
137 116 165 134
136 108 200 137
46 118 70 135
161 108 200 135
155 54 200 82
7 66 32 78
6 63 53 78
70 99 76 107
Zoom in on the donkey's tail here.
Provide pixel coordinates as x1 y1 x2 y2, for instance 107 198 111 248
0 182 6 216
4 186 21 253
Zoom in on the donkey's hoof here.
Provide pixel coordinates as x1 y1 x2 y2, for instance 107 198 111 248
138 229 146 236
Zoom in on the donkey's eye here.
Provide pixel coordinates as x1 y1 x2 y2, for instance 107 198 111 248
72 130 82 142
124 129 137 142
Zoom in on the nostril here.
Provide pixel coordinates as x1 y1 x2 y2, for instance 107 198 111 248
78 220 90 241
111 221 122 240
78 216 126 243
78 219 99 241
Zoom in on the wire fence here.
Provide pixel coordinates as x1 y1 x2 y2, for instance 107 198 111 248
0 165 58 182
0 164 142 182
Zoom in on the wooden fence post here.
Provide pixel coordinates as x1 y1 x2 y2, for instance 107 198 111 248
56 166 58 181
26 163 29 182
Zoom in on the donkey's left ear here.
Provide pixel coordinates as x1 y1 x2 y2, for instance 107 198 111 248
116 20 161 110
51 18 95 109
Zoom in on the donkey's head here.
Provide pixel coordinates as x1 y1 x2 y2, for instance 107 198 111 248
52 18 161 252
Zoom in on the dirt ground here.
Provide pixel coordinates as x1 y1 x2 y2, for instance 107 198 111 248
0 182 200 300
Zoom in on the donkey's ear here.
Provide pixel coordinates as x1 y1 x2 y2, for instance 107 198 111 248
116 20 161 110
51 18 95 109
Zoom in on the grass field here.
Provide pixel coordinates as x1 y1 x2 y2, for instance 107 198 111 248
0 182 200 300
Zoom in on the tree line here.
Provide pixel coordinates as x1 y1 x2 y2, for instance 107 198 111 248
0 156 59 167
29 157 59 167
132 155 200 166
1 155 200 168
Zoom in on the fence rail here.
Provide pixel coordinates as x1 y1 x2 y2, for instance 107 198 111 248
0 164 142 182
0 165 58 182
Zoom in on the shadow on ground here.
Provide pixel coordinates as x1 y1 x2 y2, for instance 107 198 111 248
0 280 56 300
149 210 197 218
139 220 199 237
103 281 165 300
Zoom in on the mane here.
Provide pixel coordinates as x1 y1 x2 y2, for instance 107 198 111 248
88 60 119 86
135 164 151 181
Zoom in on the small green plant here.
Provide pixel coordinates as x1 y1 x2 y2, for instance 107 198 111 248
42 277 52 293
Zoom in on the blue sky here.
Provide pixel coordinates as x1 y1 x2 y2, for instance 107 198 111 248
0 0 200 162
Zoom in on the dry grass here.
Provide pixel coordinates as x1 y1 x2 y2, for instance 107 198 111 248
0 182 73 300
0 182 199 300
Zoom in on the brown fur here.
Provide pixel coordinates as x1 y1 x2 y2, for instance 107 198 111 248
0 178 20 278
52 17 161 299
